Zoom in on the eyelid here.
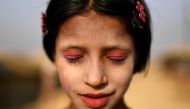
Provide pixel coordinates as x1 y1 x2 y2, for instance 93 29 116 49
64 55 83 59
64 55 84 63
107 56 127 60
106 49 128 56
107 56 128 65
62 49 84 54
104 49 129 61
62 48 86 63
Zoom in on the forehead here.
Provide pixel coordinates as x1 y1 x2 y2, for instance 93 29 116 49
56 11 134 48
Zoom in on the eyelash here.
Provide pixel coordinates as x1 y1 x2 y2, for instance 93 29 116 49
64 55 127 64
64 55 83 63
107 56 127 64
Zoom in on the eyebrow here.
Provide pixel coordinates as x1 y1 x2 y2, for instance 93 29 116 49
61 45 132 54
101 46 132 54
102 46 130 51
61 45 87 52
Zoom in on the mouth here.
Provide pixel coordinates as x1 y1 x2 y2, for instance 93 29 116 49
79 93 113 108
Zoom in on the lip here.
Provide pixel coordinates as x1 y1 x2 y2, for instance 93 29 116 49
79 93 112 108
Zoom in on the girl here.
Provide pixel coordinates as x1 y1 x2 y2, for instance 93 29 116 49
41 0 151 109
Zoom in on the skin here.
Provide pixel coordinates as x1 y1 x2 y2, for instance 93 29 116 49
54 11 135 109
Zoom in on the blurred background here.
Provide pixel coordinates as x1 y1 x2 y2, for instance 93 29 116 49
0 0 190 109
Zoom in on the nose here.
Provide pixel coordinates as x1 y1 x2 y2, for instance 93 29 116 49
84 60 108 88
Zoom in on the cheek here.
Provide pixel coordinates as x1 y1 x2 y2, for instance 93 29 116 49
109 67 133 99
56 66 71 92
108 60 134 89
110 68 133 87
55 63 82 93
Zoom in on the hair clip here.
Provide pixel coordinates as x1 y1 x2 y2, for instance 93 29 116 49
41 12 46 35
134 0 146 29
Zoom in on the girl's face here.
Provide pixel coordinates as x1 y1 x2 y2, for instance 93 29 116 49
54 11 135 109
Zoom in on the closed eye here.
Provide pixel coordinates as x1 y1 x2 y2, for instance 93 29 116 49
107 56 127 64
64 55 83 63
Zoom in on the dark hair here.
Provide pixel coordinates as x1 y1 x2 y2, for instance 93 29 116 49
43 0 152 73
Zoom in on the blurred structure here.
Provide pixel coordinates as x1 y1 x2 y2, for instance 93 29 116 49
0 51 65 109
22 52 69 109
161 46 190 83
0 52 41 109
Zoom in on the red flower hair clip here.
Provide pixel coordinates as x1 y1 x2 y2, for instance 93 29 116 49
41 12 46 35
136 1 146 23
134 0 147 29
